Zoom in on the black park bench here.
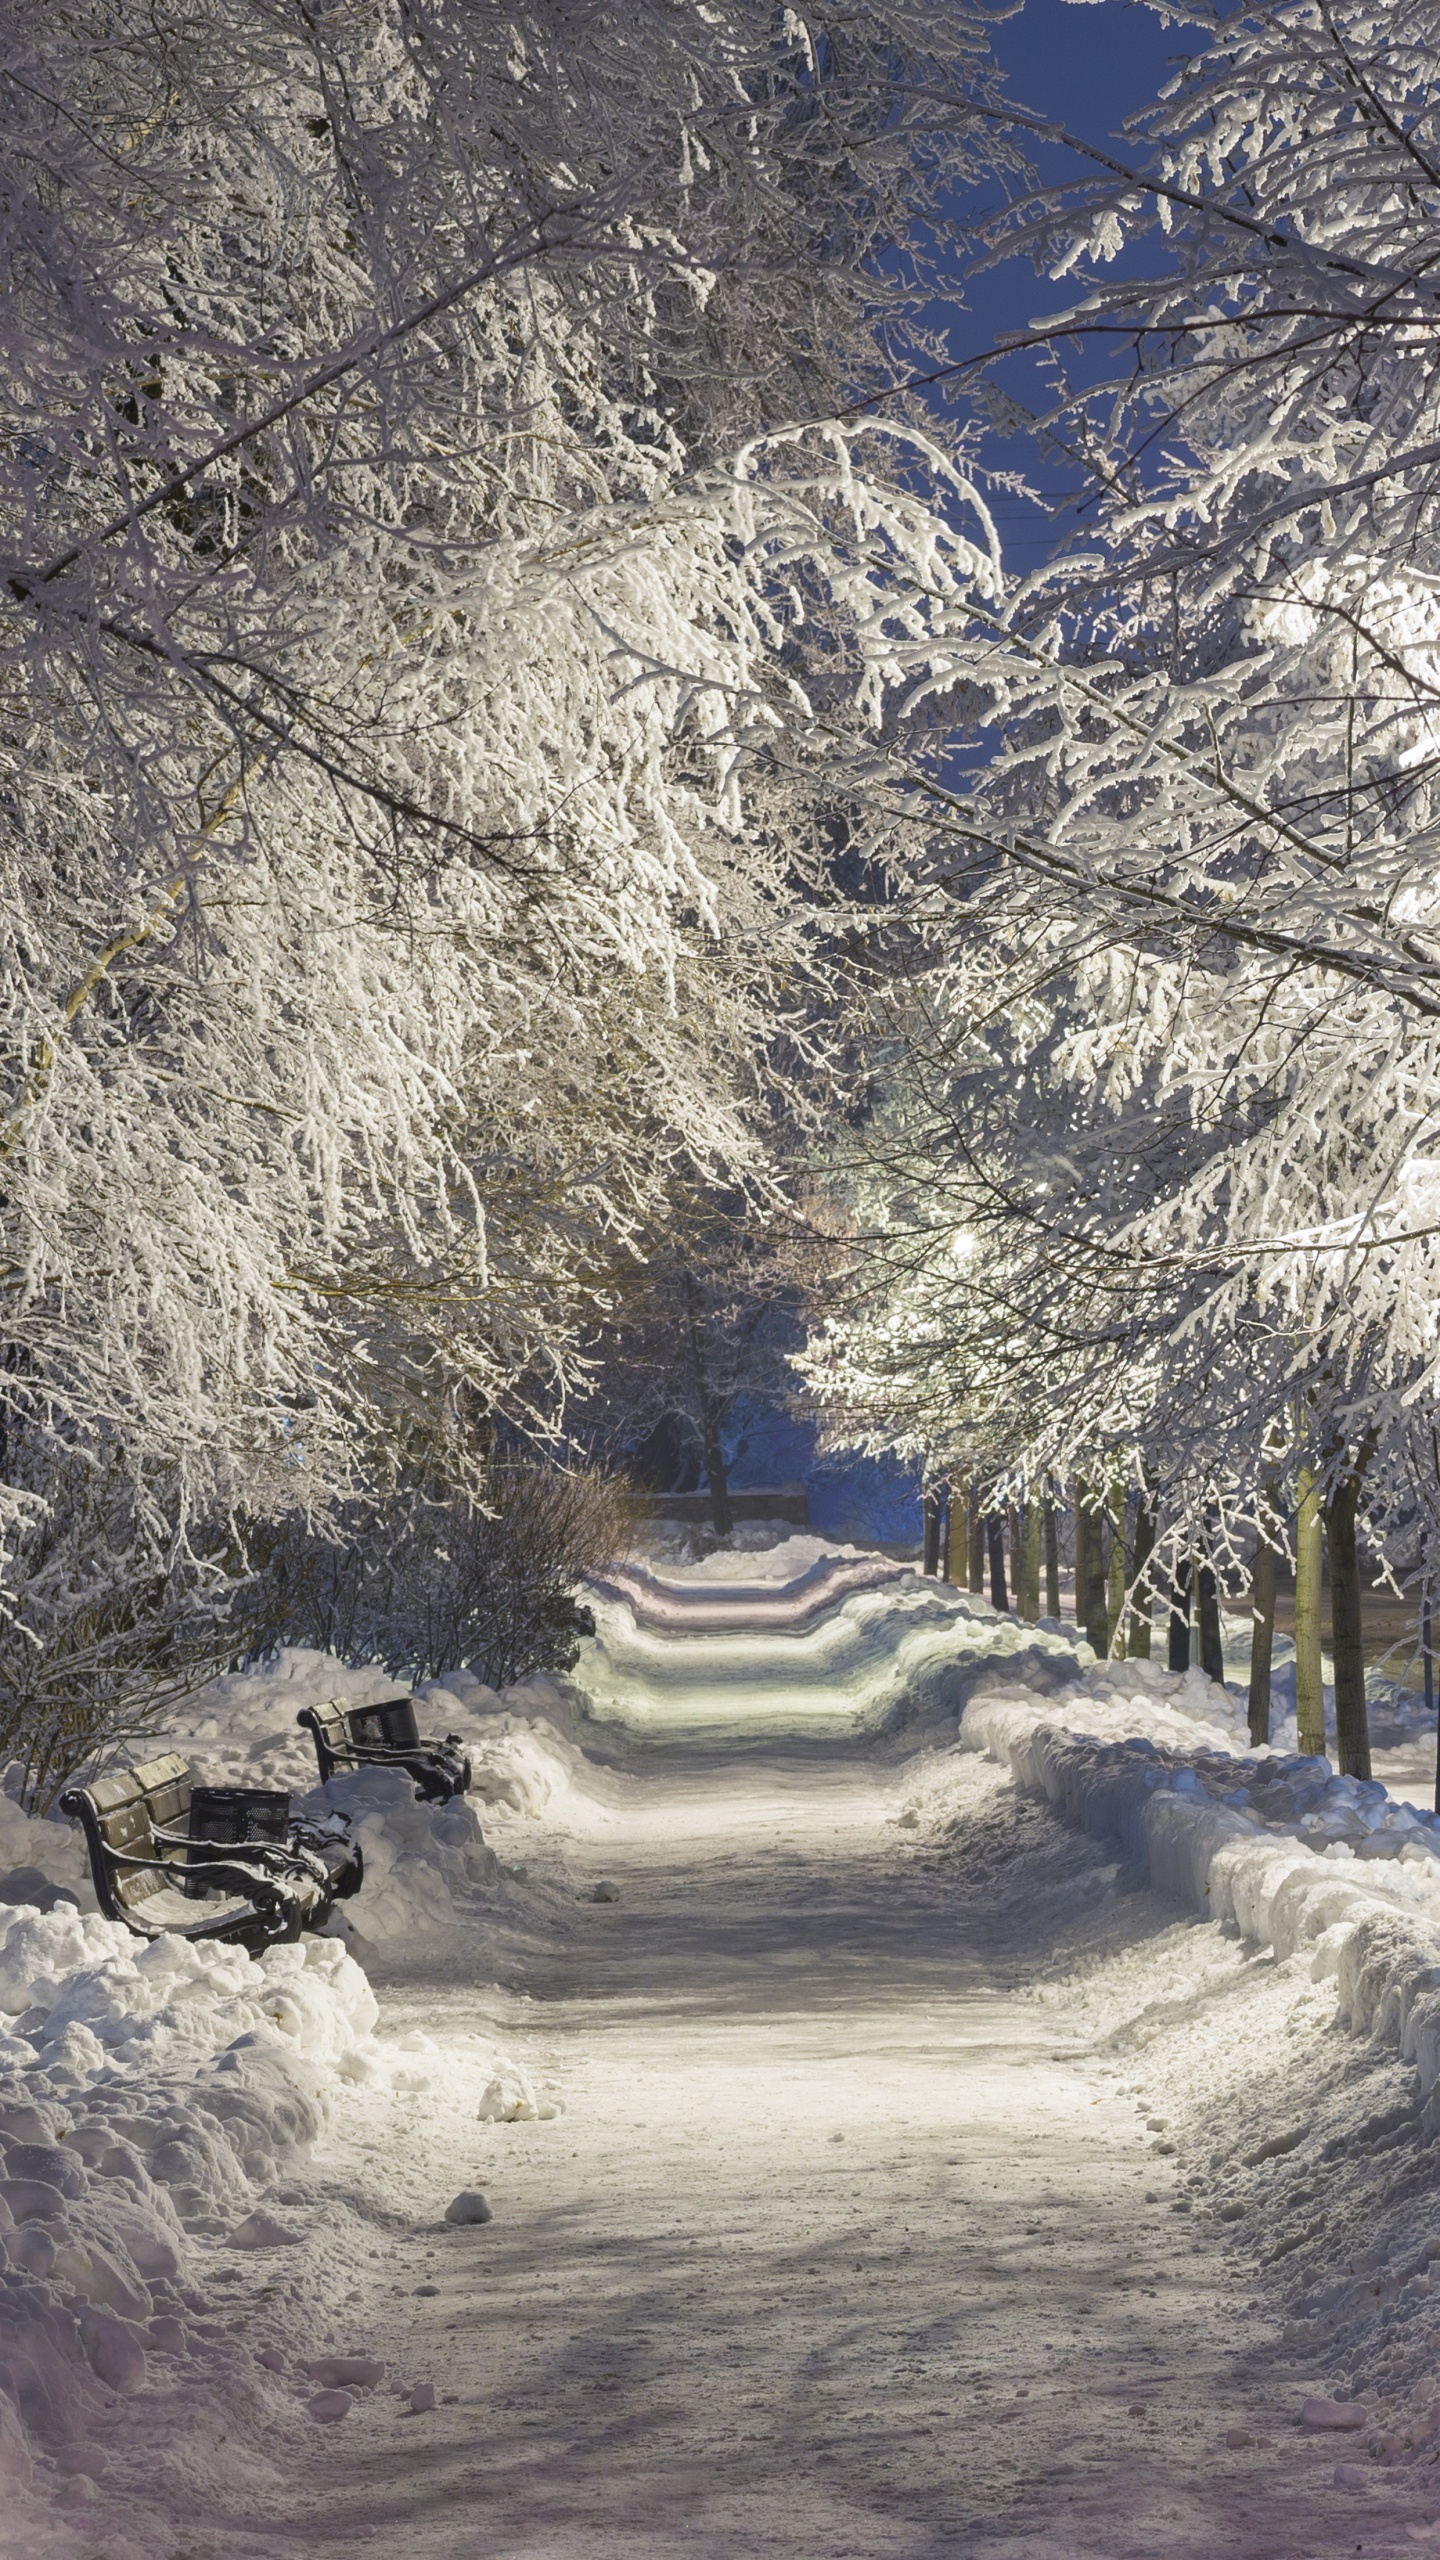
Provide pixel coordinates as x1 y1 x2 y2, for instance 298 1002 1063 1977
297 1695 472 1805
61 1755 363 1956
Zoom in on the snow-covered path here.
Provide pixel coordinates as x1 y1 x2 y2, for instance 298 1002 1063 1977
239 1608 1423 2560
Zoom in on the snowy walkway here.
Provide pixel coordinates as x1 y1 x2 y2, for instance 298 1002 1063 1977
241 1601 1422 2560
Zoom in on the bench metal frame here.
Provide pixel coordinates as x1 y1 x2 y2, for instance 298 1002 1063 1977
297 1695 472 1805
61 1755 358 1954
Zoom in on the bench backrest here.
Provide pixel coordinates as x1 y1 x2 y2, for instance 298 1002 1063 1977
346 1697 421 1753
68 1754 194 1917
188 1785 290 1847
303 1695 420 1773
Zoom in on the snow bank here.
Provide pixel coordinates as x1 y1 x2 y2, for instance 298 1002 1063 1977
959 1658 1440 2124
419 1683 589 1821
0 1644 561 2538
0 1916 381 2510
0 1788 96 1917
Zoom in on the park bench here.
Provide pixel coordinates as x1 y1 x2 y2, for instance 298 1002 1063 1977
297 1695 472 1805
61 1755 362 1955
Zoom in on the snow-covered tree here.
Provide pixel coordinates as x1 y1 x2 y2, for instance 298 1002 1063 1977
0 0 1019 1600
804 2 1440 1638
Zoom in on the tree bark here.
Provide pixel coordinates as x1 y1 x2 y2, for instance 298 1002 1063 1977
1324 1461 1370 1779
1167 1556 1191 1672
1106 1478 1128 1659
683 1275 732 1538
922 1486 942 1579
1018 1500 1041 1623
1128 1487 1155 1659
1044 1492 1060 1621
1247 1530 1276 1747
1077 1478 1109 1658
986 1513 1009 1612
1294 1462 1325 1756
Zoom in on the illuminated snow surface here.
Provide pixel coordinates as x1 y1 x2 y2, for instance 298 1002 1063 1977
12 1547 1440 2555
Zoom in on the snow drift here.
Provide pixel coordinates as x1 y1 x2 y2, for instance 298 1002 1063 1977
958 1660 1440 2130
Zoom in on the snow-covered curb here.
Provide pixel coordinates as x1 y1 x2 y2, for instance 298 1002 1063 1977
959 1662 1440 2126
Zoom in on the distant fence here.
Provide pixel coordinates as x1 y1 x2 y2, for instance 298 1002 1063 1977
636 1488 809 1527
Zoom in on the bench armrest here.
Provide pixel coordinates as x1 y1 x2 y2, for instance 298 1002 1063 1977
338 1740 458 1768
152 1824 324 1887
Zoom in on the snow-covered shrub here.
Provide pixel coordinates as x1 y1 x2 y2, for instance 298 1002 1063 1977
232 1465 631 1689
0 1446 242 1810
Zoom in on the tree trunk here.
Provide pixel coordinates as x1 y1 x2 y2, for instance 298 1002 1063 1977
1247 1516 1276 1748
1240 1536 1270 1740
1294 1462 1325 1756
1044 1492 1060 1621
968 1491 985 1594
1128 1487 1155 1659
1167 1556 1191 1672
945 1484 968 1587
1324 1462 1370 1779
986 1513 1009 1612
1196 1553 1224 1685
683 1275 732 1538
938 1481 952 1582
1414 1597 1424 1822
1106 1478 1128 1659
1073 1486 1089 1634
922 1486 942 1578
1077 1478 1109 1658
1018 1500 1041 1623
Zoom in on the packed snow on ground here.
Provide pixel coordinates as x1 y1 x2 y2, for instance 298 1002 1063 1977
7 1530 1440 2550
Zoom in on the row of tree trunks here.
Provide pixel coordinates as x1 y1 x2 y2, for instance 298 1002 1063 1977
929 1469 1374 1783
933 1480 1055 1625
